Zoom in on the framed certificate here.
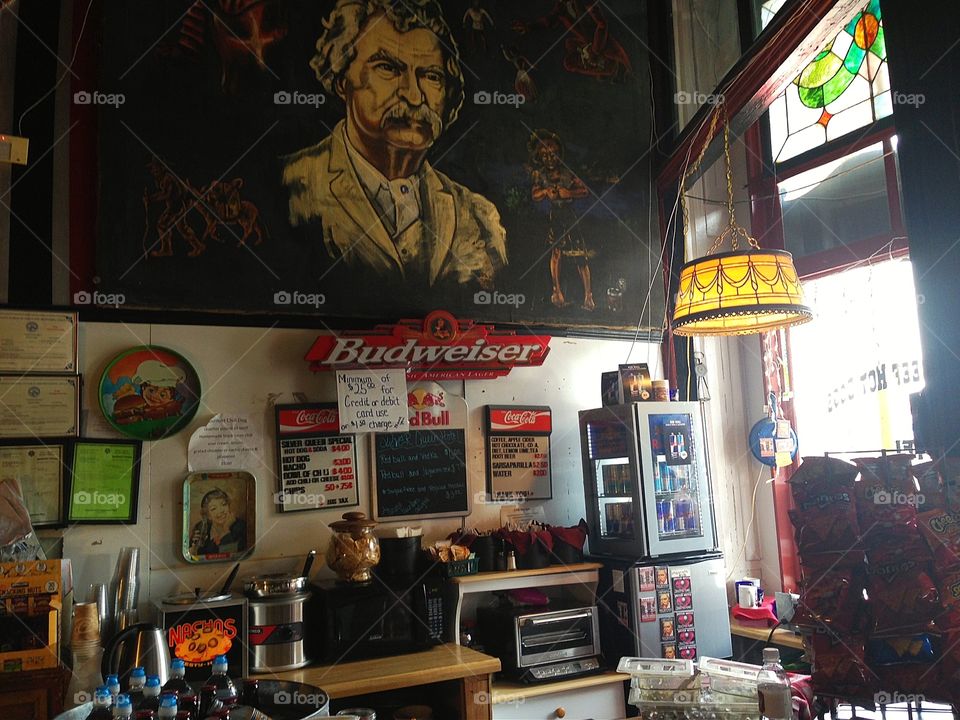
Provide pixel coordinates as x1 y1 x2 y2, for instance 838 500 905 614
66 439 142 524
0 310 78 373
0 440 66 527
0 375 80 438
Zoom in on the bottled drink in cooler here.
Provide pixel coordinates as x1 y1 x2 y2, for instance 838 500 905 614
757 647 792 720
240 679 259 709
205 656 237 701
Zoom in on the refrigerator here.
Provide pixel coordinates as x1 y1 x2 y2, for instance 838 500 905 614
595 554 733 662
579 402 732 660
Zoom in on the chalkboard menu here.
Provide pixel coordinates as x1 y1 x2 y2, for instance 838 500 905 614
274 403 359 512
371 385 471 521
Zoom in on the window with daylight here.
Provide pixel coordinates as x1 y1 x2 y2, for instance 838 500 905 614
789 258 924 456
767 0 891 163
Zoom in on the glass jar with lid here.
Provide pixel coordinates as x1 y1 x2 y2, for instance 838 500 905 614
326 512 381 582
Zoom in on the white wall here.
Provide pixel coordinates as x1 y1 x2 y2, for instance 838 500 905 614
60 321 656 612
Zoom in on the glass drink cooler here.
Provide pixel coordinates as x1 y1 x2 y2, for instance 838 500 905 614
578 402 718 558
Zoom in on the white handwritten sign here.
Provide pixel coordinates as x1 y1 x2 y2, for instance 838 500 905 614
188 413 262 471
336 368 408 433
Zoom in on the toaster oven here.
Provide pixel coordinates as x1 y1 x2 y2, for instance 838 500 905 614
476 604 602 683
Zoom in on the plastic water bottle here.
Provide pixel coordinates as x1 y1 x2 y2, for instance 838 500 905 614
128 668 146 691
157 693 178 720
85 687 113 720
163 658 192 696
139 676 162 712
757 647 792 720
106 675 121 702
113 694 134 719
205 655 236 701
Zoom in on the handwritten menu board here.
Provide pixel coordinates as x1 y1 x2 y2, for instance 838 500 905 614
485 406 552 501
373 429 469 520
274 403 358 512
371 385 470 521
336 368 408 433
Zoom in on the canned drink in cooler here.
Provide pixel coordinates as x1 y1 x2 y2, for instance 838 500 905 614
663 500 675 532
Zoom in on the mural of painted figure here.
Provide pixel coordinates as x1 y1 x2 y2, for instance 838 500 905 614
280 0 507 290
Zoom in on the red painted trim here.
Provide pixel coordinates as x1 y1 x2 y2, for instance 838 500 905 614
68 0 99 296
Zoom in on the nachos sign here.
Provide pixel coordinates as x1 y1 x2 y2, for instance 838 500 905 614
305 311 551 380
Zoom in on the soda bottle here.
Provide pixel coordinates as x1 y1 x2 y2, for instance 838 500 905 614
757 647 792 720
239 679 259 709
85 687 113 720
157 694 178 720
178 694 198 720
135 712 156 720
163 659 192 696
197 685 219 718
113 694 134 719
106 675 121 703
139 676 162 712
127 667 146 707
205 656 236 701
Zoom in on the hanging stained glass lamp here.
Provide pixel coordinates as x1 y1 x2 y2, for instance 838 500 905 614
672 120 813 336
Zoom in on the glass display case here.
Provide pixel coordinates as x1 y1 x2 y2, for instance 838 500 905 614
579 402 718 558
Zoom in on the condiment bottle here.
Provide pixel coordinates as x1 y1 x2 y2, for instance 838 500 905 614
85 687 113 720
204 656 236 701
506 551 517 570
113 694 134 719
163 659 192 696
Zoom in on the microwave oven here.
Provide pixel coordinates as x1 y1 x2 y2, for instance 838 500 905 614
307 578 444 663
476 604 602 683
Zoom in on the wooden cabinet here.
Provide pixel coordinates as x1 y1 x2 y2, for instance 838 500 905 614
492 681 625 720
0 668 67 720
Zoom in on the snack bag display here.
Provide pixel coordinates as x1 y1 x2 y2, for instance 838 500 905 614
937 570 960 630
793 567 865 633
789 456 862 555
854 455 921 539
913 461 946 512
810 633 875 698
918 508 960 573
865 552 940 636
789 457 859 506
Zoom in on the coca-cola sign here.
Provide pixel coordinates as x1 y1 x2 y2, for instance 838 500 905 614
277 404 340 434
305 310 551 380
488 406 552 433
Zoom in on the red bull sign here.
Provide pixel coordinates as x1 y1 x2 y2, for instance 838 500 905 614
305 310 551 380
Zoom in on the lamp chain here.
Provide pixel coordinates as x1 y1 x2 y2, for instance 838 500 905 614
679 103 760 257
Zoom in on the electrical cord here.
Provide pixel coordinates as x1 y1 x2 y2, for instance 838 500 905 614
725 463 768 580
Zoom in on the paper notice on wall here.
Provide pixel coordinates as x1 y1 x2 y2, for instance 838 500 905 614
188 414 263 471
336 368 408 433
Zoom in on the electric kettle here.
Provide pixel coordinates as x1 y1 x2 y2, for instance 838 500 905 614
102 622 170 690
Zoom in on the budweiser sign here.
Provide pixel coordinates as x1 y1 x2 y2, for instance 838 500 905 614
277 404 340 434
306 311 551 380
487 406 552 433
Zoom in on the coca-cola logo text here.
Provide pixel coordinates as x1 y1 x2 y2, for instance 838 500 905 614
295 409 337 426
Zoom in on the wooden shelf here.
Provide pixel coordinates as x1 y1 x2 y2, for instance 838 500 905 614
449 562 602 584
270 643 501 699
730 617 805 650
491 670 625 703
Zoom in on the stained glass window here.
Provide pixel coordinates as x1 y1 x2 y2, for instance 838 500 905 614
767 0 891 163
759 0 788 32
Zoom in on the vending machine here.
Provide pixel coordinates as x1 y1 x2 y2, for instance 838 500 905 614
578 402 719 558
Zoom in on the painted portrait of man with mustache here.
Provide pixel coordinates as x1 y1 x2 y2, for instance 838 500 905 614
281 0 507 290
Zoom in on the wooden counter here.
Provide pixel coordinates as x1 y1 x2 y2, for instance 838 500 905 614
271 644 500 717
730 617 805 650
